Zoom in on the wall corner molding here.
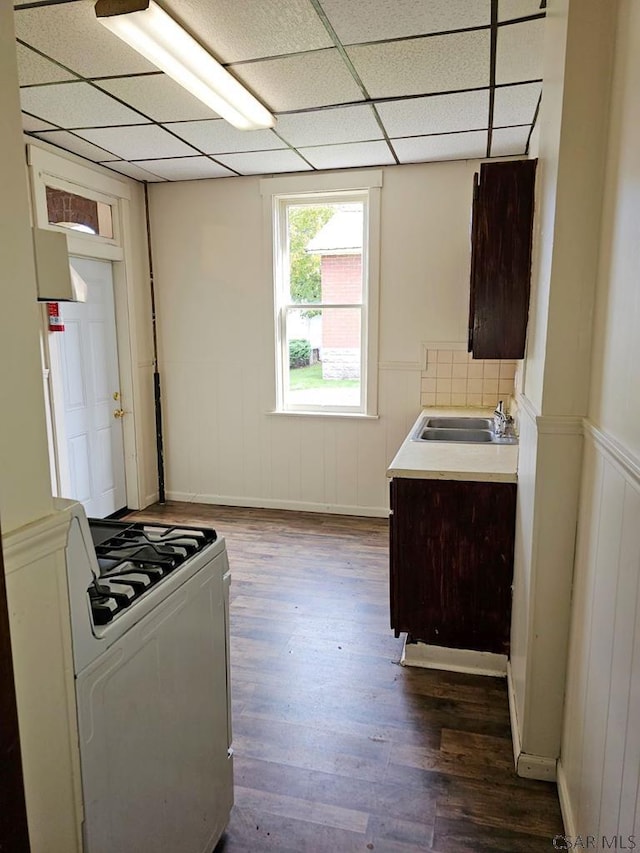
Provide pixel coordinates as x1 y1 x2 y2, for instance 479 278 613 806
517 394 583 435
507 662 558 781
2 509 70 574
557 762 577 835
583 420 640 489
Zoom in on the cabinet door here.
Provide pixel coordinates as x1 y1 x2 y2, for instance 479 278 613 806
470 159 537 359
390 478 516 654
467 171 480 353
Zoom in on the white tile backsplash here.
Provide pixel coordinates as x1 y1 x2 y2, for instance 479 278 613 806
420 348 517 408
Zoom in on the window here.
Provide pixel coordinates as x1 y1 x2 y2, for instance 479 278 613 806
265 173 381 416
45 186 114 238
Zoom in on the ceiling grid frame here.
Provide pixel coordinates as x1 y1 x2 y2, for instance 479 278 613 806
13 0 544 180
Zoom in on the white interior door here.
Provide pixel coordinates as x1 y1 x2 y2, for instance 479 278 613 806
53 257 126 518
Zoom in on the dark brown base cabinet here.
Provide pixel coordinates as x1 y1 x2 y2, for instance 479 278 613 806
390 478 517 655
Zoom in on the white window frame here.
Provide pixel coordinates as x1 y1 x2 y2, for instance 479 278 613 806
261 171 382 418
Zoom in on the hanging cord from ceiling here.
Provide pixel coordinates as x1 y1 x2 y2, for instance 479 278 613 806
143 182 165 505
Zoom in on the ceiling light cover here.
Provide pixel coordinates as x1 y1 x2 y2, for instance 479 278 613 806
95 0 275 130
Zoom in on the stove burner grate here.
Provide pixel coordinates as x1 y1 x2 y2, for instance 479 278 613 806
87 519 217 627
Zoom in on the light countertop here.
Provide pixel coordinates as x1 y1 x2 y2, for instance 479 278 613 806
386 408 518 483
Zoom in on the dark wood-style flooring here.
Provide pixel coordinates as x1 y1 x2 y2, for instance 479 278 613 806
127 502 564 852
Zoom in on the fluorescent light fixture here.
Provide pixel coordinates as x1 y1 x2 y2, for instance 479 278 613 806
95 0 275 131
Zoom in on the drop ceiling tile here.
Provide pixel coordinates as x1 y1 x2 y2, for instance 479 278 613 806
33 130 120 162
14 0 157 77
320 0 491 44
491 125 530 156
22 114 58 133
377 90 490 138
275 105 382 147
393 130 488 163
160 0 333 63
102 161 166 182
347 30 490 99
214 149 313 175
164 120 283 154
19 82 149 129
16 43 76 86
75 125 196 161
131 157 235 180
496 19 545 84
97 75 220 123
300 140 395 170
231 50 365 112
493 82 541 126
498 0 545 21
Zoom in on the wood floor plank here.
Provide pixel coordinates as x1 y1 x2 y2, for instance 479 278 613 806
127 502 564 852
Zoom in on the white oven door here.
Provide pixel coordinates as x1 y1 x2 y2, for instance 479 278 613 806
76 552 233 853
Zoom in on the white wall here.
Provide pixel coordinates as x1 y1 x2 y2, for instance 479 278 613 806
0 7 83 850
559 0 640 836
149 159 478 515
509 0 616 773
0 3 52 532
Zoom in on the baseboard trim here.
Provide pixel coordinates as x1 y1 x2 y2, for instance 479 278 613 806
516 752 557 781
506 661 521 770
557 761 577 835
506 664 558 780
165 491 389 519
400 638 507 677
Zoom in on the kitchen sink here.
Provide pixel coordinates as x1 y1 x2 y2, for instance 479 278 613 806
424 417 494 430
412 416 518 445
418 428 494 443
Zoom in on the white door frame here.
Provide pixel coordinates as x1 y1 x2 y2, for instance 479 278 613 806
28 142 149 511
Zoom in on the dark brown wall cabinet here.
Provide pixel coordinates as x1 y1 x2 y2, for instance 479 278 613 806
390 477 517 655
468 158 537 359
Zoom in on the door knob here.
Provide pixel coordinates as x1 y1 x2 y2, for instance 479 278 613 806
113 409 125 419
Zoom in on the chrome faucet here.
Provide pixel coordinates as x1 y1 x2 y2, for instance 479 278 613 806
493 400 514 437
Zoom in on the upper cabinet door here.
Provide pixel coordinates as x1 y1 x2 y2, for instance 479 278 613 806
468 159 537 360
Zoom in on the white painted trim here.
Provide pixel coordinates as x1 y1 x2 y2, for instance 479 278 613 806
379 361 422 372
260 169 383 196
165 491 389 518
422 340 467 351
28 141 145 511
516 751 557 781
267 410 379 420
556 761 577 835
400 637 507 677
583 420 640 489
507 661 521 770
517 393 583 435
536 416 583 436
507 660 558 780
27 142 133 202
2 508 70 574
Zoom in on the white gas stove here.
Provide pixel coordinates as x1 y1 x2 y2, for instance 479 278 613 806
63 501 233 853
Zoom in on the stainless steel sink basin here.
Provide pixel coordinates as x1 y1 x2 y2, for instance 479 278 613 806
424 417 494 430
412 415 518 445
418 428 493 443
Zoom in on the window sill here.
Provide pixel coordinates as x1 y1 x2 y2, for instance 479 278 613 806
267 410 379 420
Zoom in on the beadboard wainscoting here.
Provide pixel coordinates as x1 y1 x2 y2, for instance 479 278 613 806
150 160 480 515
162 362 421 516
558 425 640 837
